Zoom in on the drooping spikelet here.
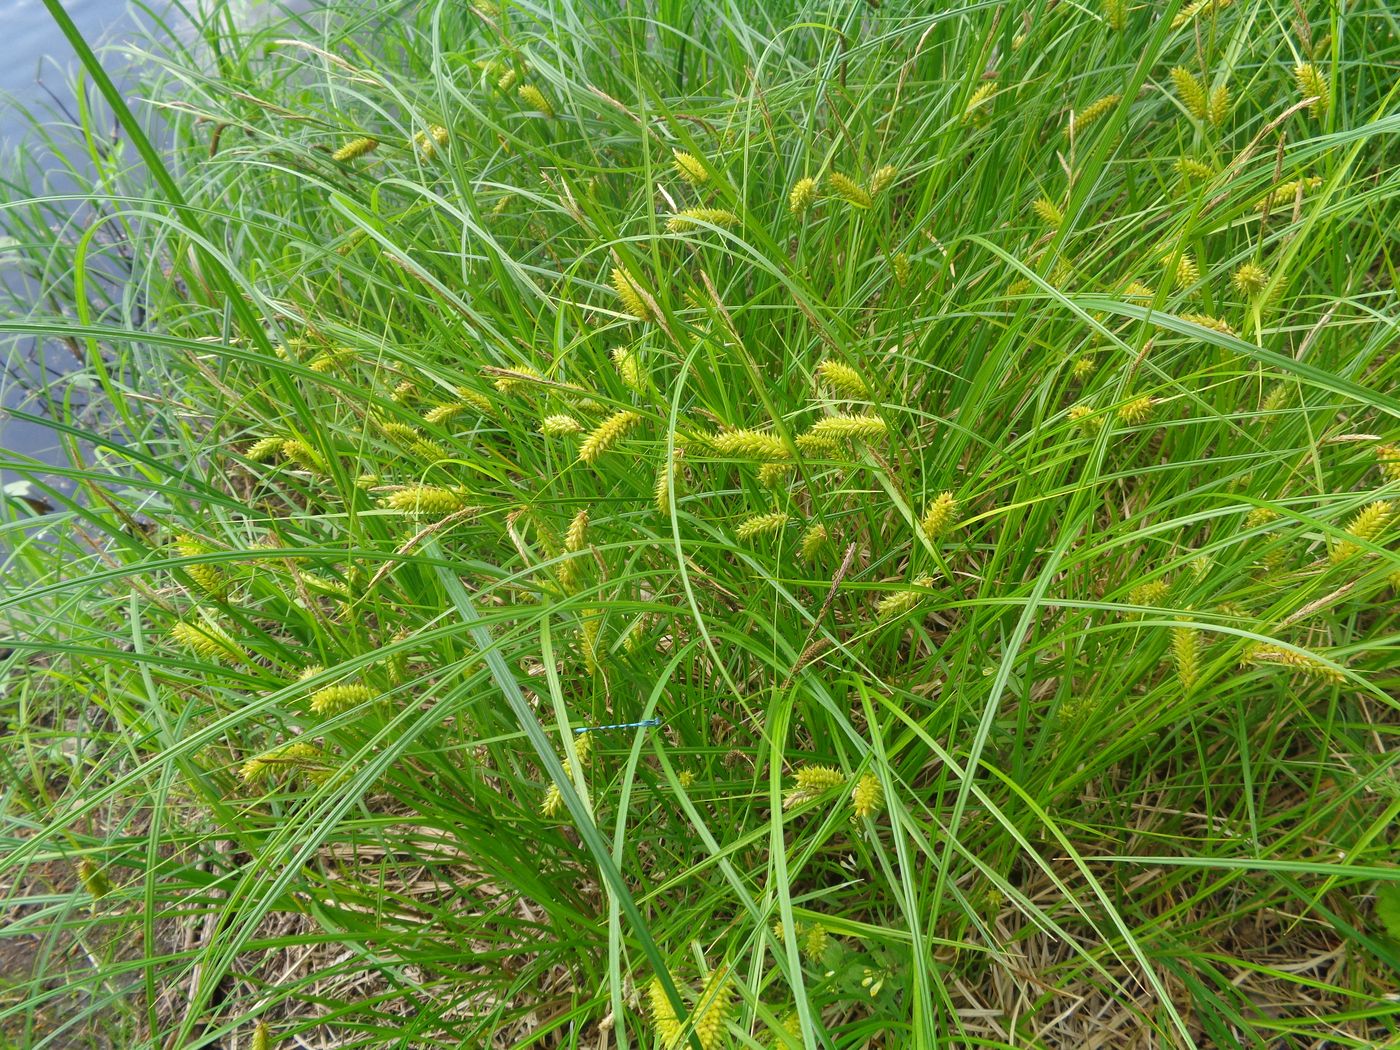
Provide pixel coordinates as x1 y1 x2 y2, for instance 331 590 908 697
540 414 583 436
415 124 451 159
1242 643 1344 682
799 522 829 562
816 360 868 400
332 136 378 162
788 176 818 217
309 683 374 715
892 252 911 287
564 508 589 555
171 619 241 661
1175 157 1215 183
876 574 935 621
1068 93 1121 136
517 83 554 117
1256 177 1322 213
647 977 684 1048
239 741 323 783
921 492 959 539
672 148 709 185
252 1021 271 1050
827 172 873 209
1172 623 1200 691
1170 67 1209 122
1181 313 1238 337
1127 578 1170 608
758 462 793 488
1033 196 1064 229
709 428 790 462
806 414 887 443
611 347 648 393
1123 281 1155 300
1244 506 1278 530
852 772 884 819
174 535 227 600
610 267 654 322
1071 356 1097 382
1294 62 1329 116
666 208 738 233
870 164 898 194
77 859 112 899
379 485 470 516
579 409 641 464
1170 0 1233 31
1163 251 1198 288
1207 83 1230 126
795 433 842 457
244 436 284 463
692 966 733 1050
1329 501 1393 562
1116 394 1156 425
1069 403 1103 434
1104 0 1127 31
281 439 328 474
784 764 847 809
655 451 681 514
1376 444 1400 483
735 511 791 542
1232 262 1268 298
963 82 996 123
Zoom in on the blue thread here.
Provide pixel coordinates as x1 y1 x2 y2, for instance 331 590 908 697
574 717 661 734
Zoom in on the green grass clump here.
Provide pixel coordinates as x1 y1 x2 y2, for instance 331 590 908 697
2 0 1399 1047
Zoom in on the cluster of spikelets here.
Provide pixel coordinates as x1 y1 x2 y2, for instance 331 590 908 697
540 733 592 819
647 965 732 1050
788 164 896 217
782 764 885 820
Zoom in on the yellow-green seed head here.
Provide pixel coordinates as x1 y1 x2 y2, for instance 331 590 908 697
1329 501 1393 562
803 924 829 962
309 683 374 715
815 360 868 400
1128 578 1170 607
921 492 959 539
672 149 709 185
827 172 873 209
852 772 884 818
799 523 829 562
1243 643 1343 682
1175 157 1214 182
1170 67 1209 121
736 511 791 542
610 267 653 322
540 414 583 436
784 764 847 809
1294 62 1329 116
1376 444 1400 483
1116 394 1156 425
1068 93 1121 136
892 251 911 287
709 428 790 462
518 83 554 118
332 136 378 162
875 574 934 621
788 176 818 217
579 409 641 464
1032 196 1064 228
693 967 733 1050
647 976 684 1047
379 485 470 516
870 164 898 194
666 208 738 233
964 82 996 123
1172 624 1200 691
171 620 240 661
244 436 283 462
1207 83 1230 126
1232 263 1268 298
806 413 887 443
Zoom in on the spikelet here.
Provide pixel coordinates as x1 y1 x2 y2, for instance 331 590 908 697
1069 403 1103 434
876 574 934 621
807 414 887 443
1207 84 1230 126
379 485 470 516
332 136 378 162
1068 93 1121 136
252 1021 271 1050
852 772 884 819
647 977 684 1048
1329 501 1393 562
173 534 227 600
244 436 284 462
666 208 738 233
77 859 112 899
579 410 641 464
693 966 733 1050
709 428 790 462
309 683 374 715
1104 0 1127 31
415 124 450 159
1162 251 1198 289
565 508 589 554
921 492 959 539
964 82 996 123
799 523 830 562
611 347 648 393
171 620 240 661
677 769 695 787
239 741 323 783
788 176 818 217
518 84 554 118
827 172 873 209
1172 623 1200 691
1116 395 1156 425
610 267 654 322
672 149 709 185
1244 506 1278 530
1071 356 1097 382
1170 68 1209 121
803 924 829 962
1181 313 1238 337
655 451 681 514
281 439 327 474
1376 444 1400 483
540 414 583 436
816 361 868 400
1232 263 1268 298
795 433 842 457
758 462 793 488
783 764 847 809
1175 157 1214 182
1124 281 1155 300
736 511 791 542
774 1011 803 1048
497 67 519 93
1242 643 1344 682
1128 578 1170 608
1294 63 1329 116
892 252 911 287
1171 0 1233 31
870 164 898 194
1033 196 1064 228
1257 177 1322 213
